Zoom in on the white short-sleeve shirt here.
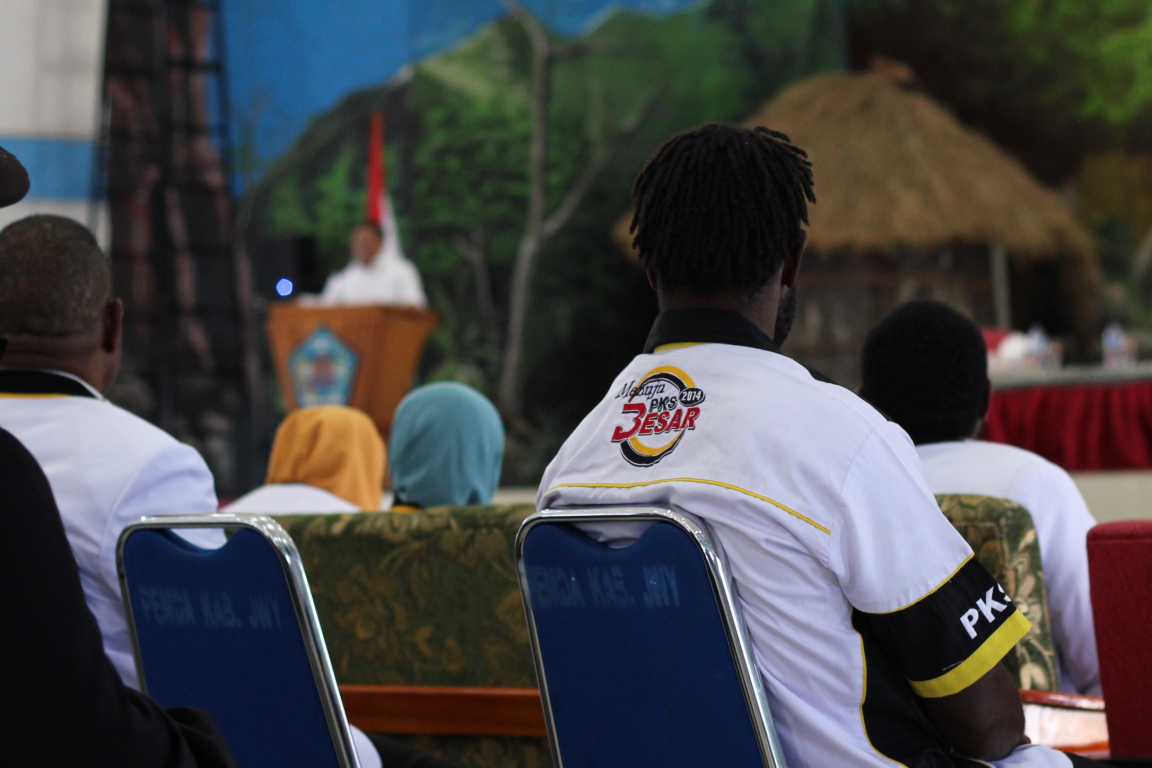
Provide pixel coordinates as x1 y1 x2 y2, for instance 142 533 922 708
539 309 1069 768
318 248 427 307
917 440 1100 696
0 368 222 688
223 483 361 514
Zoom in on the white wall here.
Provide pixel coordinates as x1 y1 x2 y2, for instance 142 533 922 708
0 0 107 243
1073 471 1152 523
0 0 106 139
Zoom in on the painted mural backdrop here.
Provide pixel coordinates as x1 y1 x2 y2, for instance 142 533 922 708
234 0 844 481
227 0 726 175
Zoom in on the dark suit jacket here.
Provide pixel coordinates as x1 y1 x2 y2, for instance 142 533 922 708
0 426 236 767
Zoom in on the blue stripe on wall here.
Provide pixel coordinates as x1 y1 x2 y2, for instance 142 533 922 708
0 137 94 201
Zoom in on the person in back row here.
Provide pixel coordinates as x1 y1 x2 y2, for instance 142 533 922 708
860 300 1100 696
0 214 222 689
226 406 387 513
223 406 392 766
539 123 1101 767
389 382 504 511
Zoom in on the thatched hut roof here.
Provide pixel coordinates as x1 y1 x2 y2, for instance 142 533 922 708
615 64 1093 263
743 65 1092 258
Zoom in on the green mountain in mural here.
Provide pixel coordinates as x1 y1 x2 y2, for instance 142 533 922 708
250 0 842 480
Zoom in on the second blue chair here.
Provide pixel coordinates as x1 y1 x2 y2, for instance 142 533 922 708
516 505 787 768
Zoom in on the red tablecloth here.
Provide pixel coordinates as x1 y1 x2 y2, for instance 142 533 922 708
984 379 1152 471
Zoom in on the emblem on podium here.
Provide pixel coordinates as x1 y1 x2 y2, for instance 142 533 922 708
288 325 358 407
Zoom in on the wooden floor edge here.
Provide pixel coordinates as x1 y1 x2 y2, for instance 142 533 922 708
339 684 548 737
341 685 1107 743
1020 689 1106 711
1053 740 1110 758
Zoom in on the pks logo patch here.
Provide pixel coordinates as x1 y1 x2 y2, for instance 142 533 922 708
610 366 705 466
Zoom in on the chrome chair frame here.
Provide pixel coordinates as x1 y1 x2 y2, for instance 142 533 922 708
516 505 788 768
116 513 361 768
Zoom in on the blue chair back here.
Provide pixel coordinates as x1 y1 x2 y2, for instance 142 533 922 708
117 514 359 768
516 506 786 768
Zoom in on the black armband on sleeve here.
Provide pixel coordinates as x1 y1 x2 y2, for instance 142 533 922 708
856 557 1030 698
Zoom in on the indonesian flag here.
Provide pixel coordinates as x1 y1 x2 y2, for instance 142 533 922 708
366 112 406 263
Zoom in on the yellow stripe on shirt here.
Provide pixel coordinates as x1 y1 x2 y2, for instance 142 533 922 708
0 393 71 399
652 342 705 352
907 611 1031 699
546 477 831 534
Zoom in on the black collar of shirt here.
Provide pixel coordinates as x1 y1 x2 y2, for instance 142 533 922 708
0 369 98 398
643 308 782 354
643 308 839 386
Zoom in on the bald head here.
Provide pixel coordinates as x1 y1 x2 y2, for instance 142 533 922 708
0 215 123 393
0 215 111 336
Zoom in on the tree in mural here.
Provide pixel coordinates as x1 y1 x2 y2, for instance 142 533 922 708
1006 0 1152 127
494 0 657 420
412 94 531 382
850 0 1152 181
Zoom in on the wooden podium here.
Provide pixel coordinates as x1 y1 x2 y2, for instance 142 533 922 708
266 303 438 439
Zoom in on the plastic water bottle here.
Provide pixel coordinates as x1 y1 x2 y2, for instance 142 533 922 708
1027 325 1049 368
1102 322 1134 368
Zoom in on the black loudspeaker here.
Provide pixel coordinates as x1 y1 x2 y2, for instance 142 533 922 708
250 235 324 300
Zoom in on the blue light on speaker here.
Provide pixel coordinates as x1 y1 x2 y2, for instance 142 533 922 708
275 278 294 297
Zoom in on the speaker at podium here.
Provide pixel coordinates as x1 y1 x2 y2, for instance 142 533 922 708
266 303 438 440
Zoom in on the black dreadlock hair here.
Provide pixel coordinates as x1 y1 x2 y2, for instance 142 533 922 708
630 123 815 296
859 300 989 445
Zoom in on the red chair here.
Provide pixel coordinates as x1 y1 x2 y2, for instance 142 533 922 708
1088 520 1152 758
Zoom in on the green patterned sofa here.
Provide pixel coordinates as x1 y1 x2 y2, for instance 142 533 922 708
275 505 549 768
937 494 1058 692
274 495 1057 767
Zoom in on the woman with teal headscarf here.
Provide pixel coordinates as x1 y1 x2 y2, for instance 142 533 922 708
389 382 505 510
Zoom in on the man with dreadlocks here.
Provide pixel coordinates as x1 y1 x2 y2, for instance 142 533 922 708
537 124 1095 767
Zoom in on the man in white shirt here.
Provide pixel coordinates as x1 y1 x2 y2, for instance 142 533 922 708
860 300 1101 696
317 216 427 307
540 124 1100 766
0 215 405 768
0 214 222 689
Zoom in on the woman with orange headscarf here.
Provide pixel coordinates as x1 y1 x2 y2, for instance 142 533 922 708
223 406 463 768
226 406 386 513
